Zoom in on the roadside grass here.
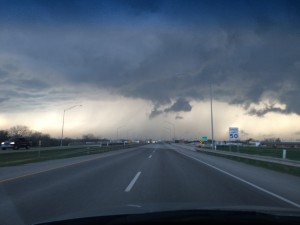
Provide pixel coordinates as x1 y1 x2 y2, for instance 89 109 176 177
0 144 143 167
202 151 300 177
214 146 300 161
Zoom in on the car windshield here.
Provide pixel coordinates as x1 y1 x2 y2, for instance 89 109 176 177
0 0 300 225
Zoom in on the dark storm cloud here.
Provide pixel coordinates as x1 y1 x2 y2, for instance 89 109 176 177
0 61 56 111
21 79 49 90
164 98 192 113
149 107 163 119
247 104 287 117
0 97 9 103
149 98 192 119
0 68 9 78
0 0 300 117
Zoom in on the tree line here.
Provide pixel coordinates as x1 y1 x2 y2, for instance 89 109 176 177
0 125 106 147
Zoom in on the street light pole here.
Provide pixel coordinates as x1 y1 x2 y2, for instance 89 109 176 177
164 121 175 141
163 127 172 141
60 104 82 147
210 83 214 150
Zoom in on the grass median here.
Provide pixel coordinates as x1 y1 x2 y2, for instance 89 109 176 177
200 150 300 177
0 144 143 167
215 146 300 161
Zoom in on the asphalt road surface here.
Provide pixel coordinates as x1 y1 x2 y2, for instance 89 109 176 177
1 143 300 225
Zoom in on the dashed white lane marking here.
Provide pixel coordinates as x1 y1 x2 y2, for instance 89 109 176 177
148 155 152 159
125 171 141 192
153 145 157 153
127 204 142 208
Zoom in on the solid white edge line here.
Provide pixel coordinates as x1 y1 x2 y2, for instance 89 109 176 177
176 150 300 208
0 158 101 184
125 171 141 192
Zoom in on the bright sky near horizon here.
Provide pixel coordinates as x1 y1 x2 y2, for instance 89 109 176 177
1 0 300 141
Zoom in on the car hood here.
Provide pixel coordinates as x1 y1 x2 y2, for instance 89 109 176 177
35 202 300 224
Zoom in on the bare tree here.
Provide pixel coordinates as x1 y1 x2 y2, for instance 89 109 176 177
8 125 32 138
82 133 98 141
0 130 9 142
30 131 53 147
263 138 281 143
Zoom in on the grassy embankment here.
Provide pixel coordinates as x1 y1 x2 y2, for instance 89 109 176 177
0 144 143 167
198 146 300 177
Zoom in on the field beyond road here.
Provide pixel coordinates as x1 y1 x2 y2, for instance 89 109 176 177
214 145 300 161
0 144 143 167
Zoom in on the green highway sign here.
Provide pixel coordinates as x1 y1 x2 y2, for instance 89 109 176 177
202 136 207 141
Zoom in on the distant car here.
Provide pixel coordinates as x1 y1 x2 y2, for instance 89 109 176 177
1 137 30 150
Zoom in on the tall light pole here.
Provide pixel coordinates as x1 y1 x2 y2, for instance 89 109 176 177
164 127 172 141
61 104 82 147
210 83 214 150
164 121 175 141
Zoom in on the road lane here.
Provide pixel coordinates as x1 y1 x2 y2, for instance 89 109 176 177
0 146 143 182
177 148 300 207
0 144 299 225
126 145 296 208
0 147 154 224
169 144 300 205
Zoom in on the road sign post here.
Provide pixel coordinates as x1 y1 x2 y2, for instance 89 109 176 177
282 149 287 159
229 127 239 141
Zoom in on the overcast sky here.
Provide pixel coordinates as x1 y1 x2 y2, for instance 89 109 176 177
0 0 300 140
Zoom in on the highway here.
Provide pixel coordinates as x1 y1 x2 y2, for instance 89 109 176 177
1 143 300 225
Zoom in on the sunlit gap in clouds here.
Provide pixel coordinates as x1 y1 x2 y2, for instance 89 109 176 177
1 95 300 141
